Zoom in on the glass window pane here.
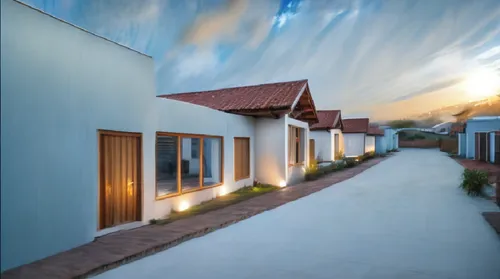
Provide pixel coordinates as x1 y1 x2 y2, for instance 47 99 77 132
181 137 201 192
156 135 178 196
203 137 222 186
191 139 199 158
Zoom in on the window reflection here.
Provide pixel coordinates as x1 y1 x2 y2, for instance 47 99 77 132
156 136 178 196
181 137 201 192
203 138 222 186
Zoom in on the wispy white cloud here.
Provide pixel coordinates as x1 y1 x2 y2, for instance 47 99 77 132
180 0 248 46
164 0 278 81
175 48 220 79
477 46 500 60
24 0 500 120
169 0 500 119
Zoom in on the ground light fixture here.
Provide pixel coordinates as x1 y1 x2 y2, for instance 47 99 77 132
178 201 190 212
219 187 228 196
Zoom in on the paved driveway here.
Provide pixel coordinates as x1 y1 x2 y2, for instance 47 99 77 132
96 149 500 279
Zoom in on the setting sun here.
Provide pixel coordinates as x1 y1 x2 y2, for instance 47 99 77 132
464 68 500 100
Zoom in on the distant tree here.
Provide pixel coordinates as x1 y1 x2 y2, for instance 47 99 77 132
420 116 442 127
388 119 416 129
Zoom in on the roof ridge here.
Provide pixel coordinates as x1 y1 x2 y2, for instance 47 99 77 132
343 117 369 120
316 109 341 112
158 79 308 97
12 0 151 58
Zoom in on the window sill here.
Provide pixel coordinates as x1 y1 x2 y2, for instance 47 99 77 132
288 163 305 167
155 183 224 201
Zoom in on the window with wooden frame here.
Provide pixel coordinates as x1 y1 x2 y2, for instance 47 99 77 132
288 125 305 166
234 137 250 181
156 132 223 199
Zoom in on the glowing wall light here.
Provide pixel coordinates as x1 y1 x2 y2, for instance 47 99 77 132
219 187 228 196
178 201 190 212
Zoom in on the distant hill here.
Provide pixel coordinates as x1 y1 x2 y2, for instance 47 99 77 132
382 96 500 127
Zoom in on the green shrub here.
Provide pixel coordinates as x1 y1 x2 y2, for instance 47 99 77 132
305 162 319 174
414 134 426 140
334 150 345 161
335 162 345 170
362 151 375 160
305 160 320 181
344 157 358 168
460 169 489 196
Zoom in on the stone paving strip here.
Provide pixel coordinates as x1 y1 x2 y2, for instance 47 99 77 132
1 157 388 279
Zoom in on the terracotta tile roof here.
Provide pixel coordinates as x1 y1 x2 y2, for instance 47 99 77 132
310 110 343 130
159 80 308 113
368 125 385 136
343 118 369 133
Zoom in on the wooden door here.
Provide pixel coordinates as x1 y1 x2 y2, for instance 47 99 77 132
495 133 500 165
475 132 489 162
234 137 250 181
309 139 315 163
475 133 480 160
99 131 142 230
334 134 340 159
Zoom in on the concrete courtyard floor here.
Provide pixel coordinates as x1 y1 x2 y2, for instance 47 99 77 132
95 149 500 279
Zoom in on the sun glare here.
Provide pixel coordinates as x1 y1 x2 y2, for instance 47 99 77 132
464 68 500 100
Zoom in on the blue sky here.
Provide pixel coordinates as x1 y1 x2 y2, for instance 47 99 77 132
21 0 500 120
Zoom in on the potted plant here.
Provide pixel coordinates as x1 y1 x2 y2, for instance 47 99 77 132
460 169 489 196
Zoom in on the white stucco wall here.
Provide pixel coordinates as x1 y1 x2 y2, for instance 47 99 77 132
255 117 286 186
152 99 256 218
375 136 387 154
331 129 344 160
382 128 398 151
1 0 255 271
384 129 393 151
365 136 375 153
458 133 466 156
309 128 343 162
465 118 500 159
343 133 366 157
309 131 331 161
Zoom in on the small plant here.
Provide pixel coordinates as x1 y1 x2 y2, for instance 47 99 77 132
362 151 375 160
307 159 319 171
335 162 345 171
305 160 320 180
334 150 345 161
460 169 489 196
149 218 158 225
344 157 358 168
